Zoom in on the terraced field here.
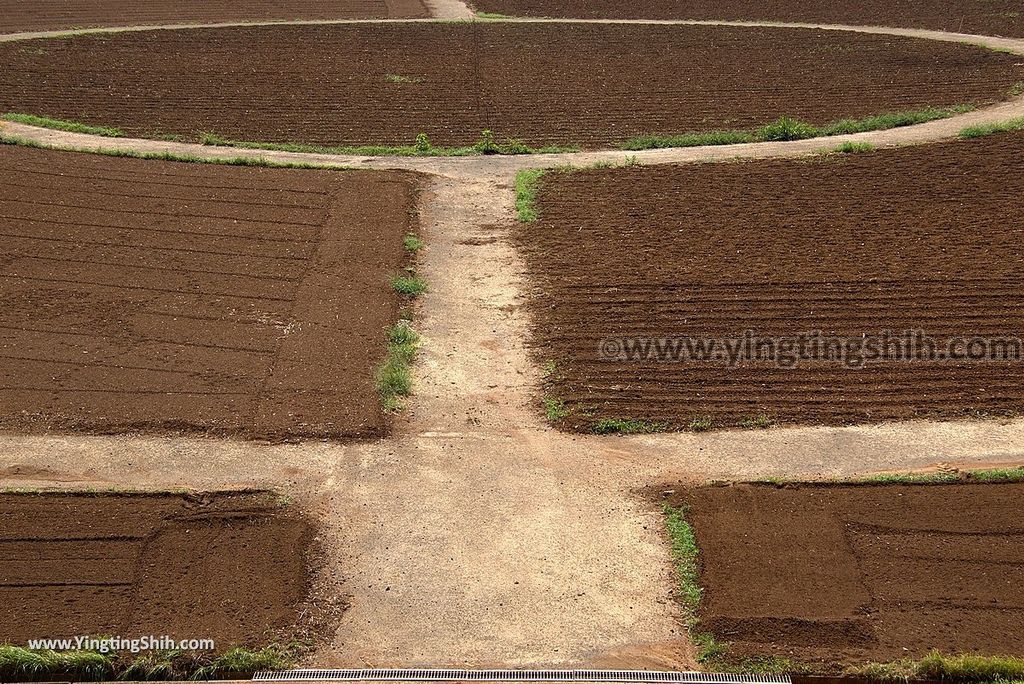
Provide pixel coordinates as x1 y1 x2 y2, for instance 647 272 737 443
1 491 314 645
0 0 429 34
469 0 1024 38
666 481 1024 667
0 144 421 440
517 131 1024 431
0 23 1020 148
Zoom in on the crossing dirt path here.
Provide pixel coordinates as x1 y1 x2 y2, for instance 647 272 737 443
1 16 1023 669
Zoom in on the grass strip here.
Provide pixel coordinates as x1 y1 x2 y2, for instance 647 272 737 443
377 322 421 413
514 169 547 222
200 130 577 157
960 116 1024 138
3 112 123 137
849 651 1024 682
0 644 294 682
621 106 975 150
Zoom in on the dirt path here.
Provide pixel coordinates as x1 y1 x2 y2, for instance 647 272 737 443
1 17 1024 669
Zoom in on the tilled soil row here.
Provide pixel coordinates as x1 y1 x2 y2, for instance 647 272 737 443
0 23 1020 149
516 130 1024 431
0 0 429 34
468 0 1024 39
665 481 1024 667
0 144 421 440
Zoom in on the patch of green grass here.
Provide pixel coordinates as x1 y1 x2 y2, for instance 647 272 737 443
543 397 570 421
621 106 976 151
1008 82 1024 98
688 416 714 432
377 322 421 413
848 651 1024 682
403 234 425 253
384 74 424 84
541 359 560 380
391 274 428 297
960 116 1024 139
737 414 775 429
514 168 547 222
3 112 123 137
832 141 876 154
198 130 577 157
592 418 668 435
0 644 295 682
475 11 514 19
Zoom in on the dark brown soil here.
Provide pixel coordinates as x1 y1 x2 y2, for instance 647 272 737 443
0 491 316 646
0 0 428 34
664 481 1024 667
469 0 1024 39
0 144 421 440
0 23 1019 149
516 131 1024 431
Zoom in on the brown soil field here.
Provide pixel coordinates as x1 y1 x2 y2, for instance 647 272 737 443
0 0 428 34
665 481 1024 666
517 131 1024 431
0 24 1019 149
0 144 420 440
1 491 316 646
469 0 1024 39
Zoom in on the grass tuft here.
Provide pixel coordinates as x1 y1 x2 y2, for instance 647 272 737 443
738 414 775 429
832 141 876 154
377 322 421 412
543 397 570 422
384 74 424 84
514 169 547 222
3 112 123 137
593 418 668 435
391 274 428 297
688 416 714 432
403 234 425 253
475 11 514 19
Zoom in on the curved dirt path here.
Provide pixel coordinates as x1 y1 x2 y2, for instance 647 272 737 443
2 17 1024 670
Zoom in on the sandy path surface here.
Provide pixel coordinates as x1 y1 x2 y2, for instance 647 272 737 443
1 17 1024 669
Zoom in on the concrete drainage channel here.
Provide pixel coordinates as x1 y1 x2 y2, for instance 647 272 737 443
252 672 791 683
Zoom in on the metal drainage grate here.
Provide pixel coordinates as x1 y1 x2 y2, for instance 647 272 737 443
253 670 792 684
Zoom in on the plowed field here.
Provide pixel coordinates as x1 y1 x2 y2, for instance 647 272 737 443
0 23 1019 148
0 491 315 646
517 131 1024 431
666 481 1024 666
0 144 420 440
0 0 428 34
469 0 1024 38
